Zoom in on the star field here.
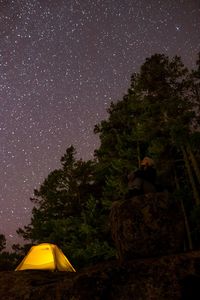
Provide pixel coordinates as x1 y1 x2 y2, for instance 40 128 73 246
0 0 199 248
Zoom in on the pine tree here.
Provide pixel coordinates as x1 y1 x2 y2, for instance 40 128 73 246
16 146 115 267
94 54 200 249
0 234 6 252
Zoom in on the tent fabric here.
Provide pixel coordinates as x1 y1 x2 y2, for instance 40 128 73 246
15 243 76 272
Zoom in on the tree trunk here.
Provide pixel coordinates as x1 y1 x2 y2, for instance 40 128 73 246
136 141 141 168
181 145 200 205
186 144 200 185
174 169 193 250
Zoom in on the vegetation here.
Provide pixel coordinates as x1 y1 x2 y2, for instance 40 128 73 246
0 234 19 270
2 53 200 270
0 234 6 253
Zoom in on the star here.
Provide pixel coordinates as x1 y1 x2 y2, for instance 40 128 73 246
0 0 199 249
176 25 181 31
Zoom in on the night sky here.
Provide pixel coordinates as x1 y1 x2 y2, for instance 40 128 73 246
0 0 200 248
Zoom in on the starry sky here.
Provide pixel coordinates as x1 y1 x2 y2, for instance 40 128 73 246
0 0 200 249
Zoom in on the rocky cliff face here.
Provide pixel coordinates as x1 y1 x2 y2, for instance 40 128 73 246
109 192 185 261
0 192 200 300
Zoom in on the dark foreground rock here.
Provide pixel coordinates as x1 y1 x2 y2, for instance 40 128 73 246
110 192 185 261
1 251 200 299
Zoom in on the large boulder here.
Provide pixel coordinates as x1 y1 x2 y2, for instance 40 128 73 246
109 192 185 261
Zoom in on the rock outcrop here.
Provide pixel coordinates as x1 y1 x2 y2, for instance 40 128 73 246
1 251 200 299
110 192 185 261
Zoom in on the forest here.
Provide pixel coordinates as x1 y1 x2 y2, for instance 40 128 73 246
1 53 200 270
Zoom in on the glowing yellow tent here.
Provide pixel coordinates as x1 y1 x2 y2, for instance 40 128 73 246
15 243 76 272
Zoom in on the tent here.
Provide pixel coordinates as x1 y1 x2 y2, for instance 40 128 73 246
15 243 76 272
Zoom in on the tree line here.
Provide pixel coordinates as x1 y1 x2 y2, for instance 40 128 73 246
1 53 200 270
